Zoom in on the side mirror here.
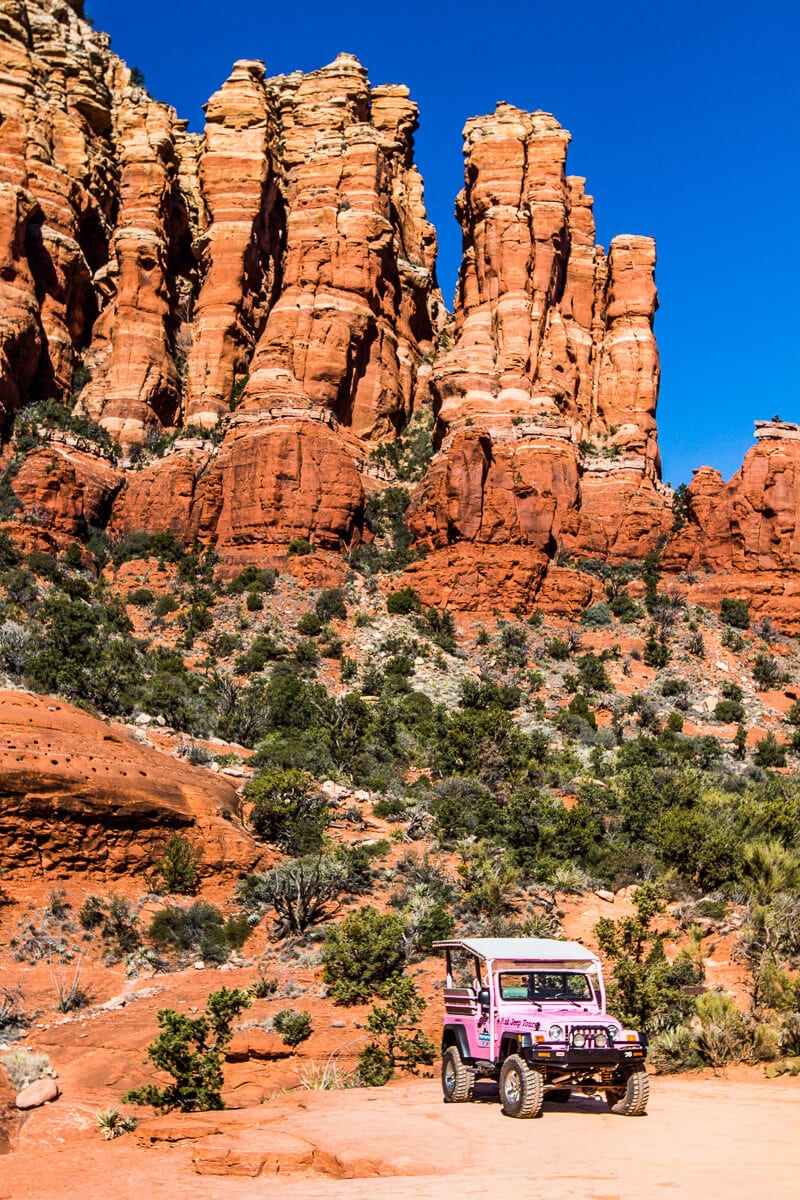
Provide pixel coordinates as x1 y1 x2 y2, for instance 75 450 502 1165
477 988 491 1013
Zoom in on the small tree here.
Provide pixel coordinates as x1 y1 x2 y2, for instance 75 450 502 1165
357 975 436 1085
754 732 787 768
315 588 347 622
322 908 406 1004
594 884 700 1034
238 856 346 936
720 597 750 630
123 987 251 1112
273 1008 313 1047
245 768 328 854
151 835 200 895
752 652 780 691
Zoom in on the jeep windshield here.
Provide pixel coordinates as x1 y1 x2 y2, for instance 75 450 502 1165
498 971 594 1003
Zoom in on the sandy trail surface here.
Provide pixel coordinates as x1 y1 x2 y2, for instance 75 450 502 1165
3 1074 798 1200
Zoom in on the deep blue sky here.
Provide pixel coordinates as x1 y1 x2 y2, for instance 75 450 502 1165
87 0 799 488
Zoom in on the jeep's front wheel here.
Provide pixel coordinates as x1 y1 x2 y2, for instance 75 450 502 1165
499 1054 544 1118
441 1045 475 1103
608 1068 649 1116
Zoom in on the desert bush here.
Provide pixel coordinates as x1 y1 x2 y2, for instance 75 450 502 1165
122 987 251 1112
648 1025 702 1073
226 566 277 595
752 652 780 690
754 732 787 768
1 1049 50 1090
297 611 322 636
720 597 750 630
322 908 406 1004
0 984 28 1037
595 884 702 1034
273 1008 313 1047
496 623 529 667
148 902 251 964
95 1109 137 1139
581 602 613 628
245 767 328 854
239 856 347 936
694 993 751 1067
150 834 200 895
127 588 154 607
50 952 92 1012
357 975 436 1086
153 594 178 618
714 698 745 723
386 586 421 615
315 588 347 622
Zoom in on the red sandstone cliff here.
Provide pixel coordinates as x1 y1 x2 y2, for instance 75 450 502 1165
2 2 799 624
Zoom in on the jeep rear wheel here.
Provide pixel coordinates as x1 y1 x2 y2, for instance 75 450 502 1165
608 1068 649 1116
441 1045 475 1103
499 1054 544 1118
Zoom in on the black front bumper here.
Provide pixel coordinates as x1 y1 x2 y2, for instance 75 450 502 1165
525 1046 646 1068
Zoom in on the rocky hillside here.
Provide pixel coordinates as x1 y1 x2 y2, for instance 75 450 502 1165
1 0 800 624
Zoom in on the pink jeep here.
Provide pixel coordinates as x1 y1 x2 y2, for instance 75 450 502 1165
435 937 648 1117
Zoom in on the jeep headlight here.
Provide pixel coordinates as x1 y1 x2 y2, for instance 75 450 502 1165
607 1025 619 1041
548 1024 563 1041
594 1030 609 1048
572 1030 586 1048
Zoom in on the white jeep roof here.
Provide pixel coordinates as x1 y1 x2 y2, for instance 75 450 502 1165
433 937 600 964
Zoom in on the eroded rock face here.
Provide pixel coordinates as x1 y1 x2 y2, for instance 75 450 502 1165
406 104 670 609
0 690 258 877
662 436 800 632
0 6 439 557
5 5 800 624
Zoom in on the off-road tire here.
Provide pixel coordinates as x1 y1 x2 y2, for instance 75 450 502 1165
609 1068 649 1116
546 1089 571 1104
441 1044 475 1103
499 1054 544 1118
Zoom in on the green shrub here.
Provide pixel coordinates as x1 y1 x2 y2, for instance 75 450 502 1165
246 768 328 854
581 602 613 628
754 732 787 768
245 591 263 611
714 698 745 723
721 597 750 630
148 902 251 963
297 611 323 636
122 987 251 1111
226 566 277 595
357 975 435 1085
545 637 570 661
644 636 670 668
753 653 780 691
322 908 406 1004
127 588 154 608
287 538 312 557
386 586 421 615
153 594 179 618
151 835 200 895
111 530 184 567
239 856 347 936
273 1008 313 1047
722 681 744 701
315 588 347 622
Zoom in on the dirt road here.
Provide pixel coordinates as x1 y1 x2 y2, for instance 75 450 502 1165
3 1073 798 1200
